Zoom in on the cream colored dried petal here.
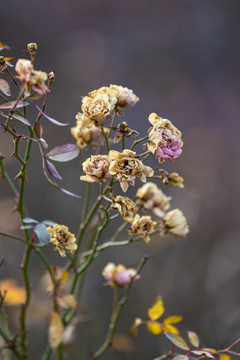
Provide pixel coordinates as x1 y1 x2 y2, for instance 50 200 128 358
136 182 171 217
47 224 77 257
109 150 154 192
112 195 138 222
71 118 100 149
89 86 119 100
128 214 157 243
163 209 189 238
15 59 48 95
166 172 184 188
80 155 111 183
82 93 117 124
109 85 139 108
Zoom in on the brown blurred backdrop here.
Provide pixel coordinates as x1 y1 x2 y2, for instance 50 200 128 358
1 0 240 359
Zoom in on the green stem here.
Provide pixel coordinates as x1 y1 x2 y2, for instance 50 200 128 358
81 182 91 222
100 126 110 152
0 327 25 360
130 135 148 151
121 134 125 150
40 346 52 360
108 107 118 138
0 159 19 197
92 256 149 359
0 231 25 243
6 68 21 91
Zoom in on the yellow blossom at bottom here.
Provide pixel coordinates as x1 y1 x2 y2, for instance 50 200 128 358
47 224 77 257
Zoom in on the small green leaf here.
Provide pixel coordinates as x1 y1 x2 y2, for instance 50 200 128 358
164 332 189 351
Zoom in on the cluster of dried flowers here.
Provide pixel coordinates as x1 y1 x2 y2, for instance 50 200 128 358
0 42 194 360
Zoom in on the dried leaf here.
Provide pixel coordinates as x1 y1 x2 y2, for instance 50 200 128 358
0 279 26 306
48 312 64 349
219 355 230 360
34 121 43 138
11 113 31 126
46 160 62 180
47 144 80 162
148 298 165 321
0 79 10 96
147 321 162 335
188 331 199 348
164 332 189 351
173 356 189 360
191 351 214 358
57 294 77 310
34 104 69 126
0 100 29 109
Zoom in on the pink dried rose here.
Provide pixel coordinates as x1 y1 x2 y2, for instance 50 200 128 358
147 113 183 163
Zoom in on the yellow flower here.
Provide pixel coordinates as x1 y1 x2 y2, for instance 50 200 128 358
71 114 101 149
80 155 111 183
131 298 183 336
136 182 171 217
163 209 189 238
109 149 154 192
47 224 77 257
15 59 48 96
112 195 138 222
128 214 157 243
0 279 26 306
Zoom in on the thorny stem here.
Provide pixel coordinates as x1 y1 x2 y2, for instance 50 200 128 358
5 67 21 91
5 86 25 130
0 328 26 360
92 256 149 359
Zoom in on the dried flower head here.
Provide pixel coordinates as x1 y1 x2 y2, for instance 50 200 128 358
109 85 139 108
71 115 101 149
136 182 171 217
15 58 48 95
80 155 111 183
102 262 140 286
165 172 184 188
112 195 138 222
147 113 183 163
47 224 77 257
81 93 117 125
109 149 154 192
128 214 157 243
163 209 189 238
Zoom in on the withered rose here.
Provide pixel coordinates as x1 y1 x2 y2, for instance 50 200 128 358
112 195 138 222
109 149 154 192
102 262 140 286
128 214 157 243
165 172 184 188
15 59 48 95
163 209 189 238
136 182 171 217
47 224 77 257
80 155 111 182
71 114 101 149
81 93 117 125
109 85 139 108
147 113 183 163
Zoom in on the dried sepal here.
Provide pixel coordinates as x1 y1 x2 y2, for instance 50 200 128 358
0 79 10 96
48 312 64 349
57 294 77 310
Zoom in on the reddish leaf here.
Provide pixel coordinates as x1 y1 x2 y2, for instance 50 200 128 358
191 350 214 358
47 144 80 162
45 160 62 180
164 332 189 351
0 79 10 96
34 122 43 138
11 113 31 126
34 104 69 126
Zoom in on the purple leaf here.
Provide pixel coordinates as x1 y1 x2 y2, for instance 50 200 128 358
11 113 31 126
34 104 69 126
0 100 29 109
39 138 48 149
0 79 11 96
47 144 80 162
46 160 62 180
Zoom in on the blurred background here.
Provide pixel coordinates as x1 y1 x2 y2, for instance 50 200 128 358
1 0 240 358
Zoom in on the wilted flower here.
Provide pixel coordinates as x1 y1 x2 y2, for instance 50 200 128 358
109 85 139 108
165 172 184 188
163 209 189 237
82 93 117 125
71 114 101 149
15 58 48 95
47 224 77 257
136 182 171 217
102 262 140 286
131 298 183 336
147 113 183 163
112 195 138 222
109 149 154 192
128 214 157 243
80 155 111 183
